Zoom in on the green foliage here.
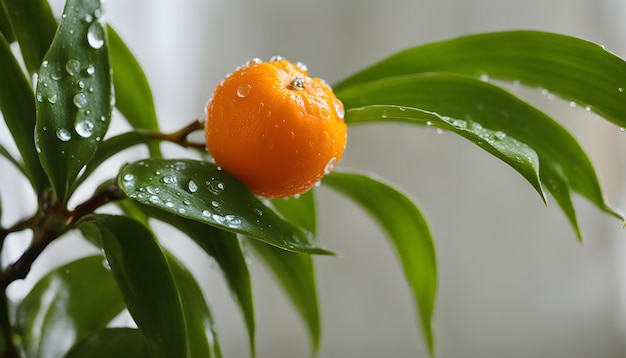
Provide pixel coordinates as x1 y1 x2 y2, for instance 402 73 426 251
0 1 624 357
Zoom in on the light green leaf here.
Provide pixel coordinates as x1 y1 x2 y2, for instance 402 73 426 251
35 0 112 201
323 171 437 356
248 240 321 355
65 328 149 358
338 73 623 238
2 0 57 75
118 159 333 255
78 214 188 358
108 26 161 157
0 34 48 191
15 256 125 358
334 30 626 129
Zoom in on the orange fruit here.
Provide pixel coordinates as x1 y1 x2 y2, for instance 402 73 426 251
205 57 347 198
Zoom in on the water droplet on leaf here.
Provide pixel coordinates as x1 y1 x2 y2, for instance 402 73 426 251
73 93 87 108
87 22 105 49
75 119 95 138
65 59 80 76
56 128 72 141
188 179 198 193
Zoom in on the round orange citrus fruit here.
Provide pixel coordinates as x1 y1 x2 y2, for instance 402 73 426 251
205 57 347 198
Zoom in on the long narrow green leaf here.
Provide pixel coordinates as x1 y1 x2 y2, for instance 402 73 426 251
78 214 188 358
323 171 437 356
0 34 47 191
35 0 112 201
134 203 251 357
338 73 623 238
248 240 321 355
0 3 15 42
2 0 57 75
108 26 161 157
118 158 334 255
166 252 222 358
334 30 626 128
14 256 125 358
65 328 149 358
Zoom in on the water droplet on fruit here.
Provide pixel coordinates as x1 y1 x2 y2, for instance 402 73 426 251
246 58 262 67
65 59 80 76
56 128 72 141
75 119 94 138
73 93 87 108
295 61 308 72
237 83 251 98
291 76 305 90
333 99 344 119
269 55 285 62
324 157 337 175
87 22 105 49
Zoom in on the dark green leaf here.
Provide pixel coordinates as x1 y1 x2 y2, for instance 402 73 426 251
166 252 222 358
334 30 626 128
271 190 317 235
0 3 15 43
323 171 437 356
138 205 251 356
65 328 149 358
248 239 321 354
15 256 125 358
2 0 57 75
338 73 623 238
35 0 112 201
108 26 161 157
78 214 188 358
118 158 333 255
0 34 48 191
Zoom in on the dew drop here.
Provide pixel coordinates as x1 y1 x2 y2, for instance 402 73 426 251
289 131 296 140
36 93 44 103
65 59 80 76
494 131 507 141
87 22 105 49
324 157 337 175
56 128 72 142
161 175 177 184
245 57 262 67
224 215 242 228
77 80 85 89
182 199 191 205
123 173 134 181
188 179 198 193
451 119 467 128
94 8 103 19
295 61 308 72
149 195 160 204
436 128 444 135
569 101 577 108
619 87 624 93
75 119 95 138
50 70 62 81
333 99 345 119
236 83 251 98
86 64 95 75
202 210 211 217
83 14 93 23
178 208 186 214
319 107 330 118
211 200 220 208
73 93 87 108
269 55 285 62
479 74 489 82
426 121 432 126
620 127 625 132
585 105 592 112
291 76 305 90
207 180 225 195
165 201 174 208
47 94 58 104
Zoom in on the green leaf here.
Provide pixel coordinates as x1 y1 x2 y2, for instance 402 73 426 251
248 240 321 355
338 73 623 238
138 206 251 357
323 171 437 356
166 252 223 358
0 3 15 43
334 30 626 129
15 256 125 358
65 328 149 358
0 34 48 191
345 104 544 202
2 0 57 75
0 143 26 177
271 190 317 235
34 0 112 201
78 214 188 358
118 158 333 255
108 26 161 157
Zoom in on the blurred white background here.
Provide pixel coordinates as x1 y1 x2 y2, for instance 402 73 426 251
4 0 626 357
